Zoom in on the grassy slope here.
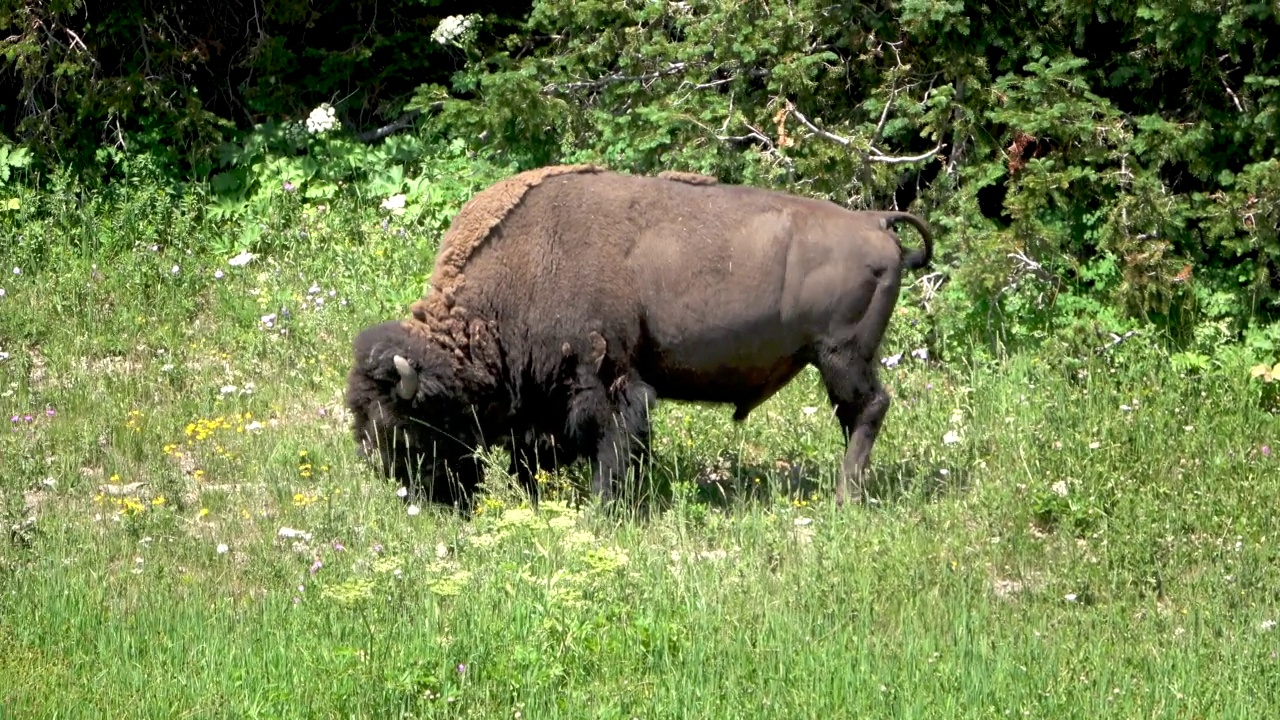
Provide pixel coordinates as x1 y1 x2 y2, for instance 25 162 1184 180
2 195 1279 719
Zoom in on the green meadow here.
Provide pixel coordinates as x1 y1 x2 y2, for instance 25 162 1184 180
2 191 1279 719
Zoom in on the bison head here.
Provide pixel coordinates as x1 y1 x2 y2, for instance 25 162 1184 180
345 320 484 508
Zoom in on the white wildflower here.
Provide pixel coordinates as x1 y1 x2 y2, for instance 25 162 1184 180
432 14 479 46
228 251 256 267
216 543 229 554
943 430 962 445
1051 480 1069 497
1064 593 1078 602
380 194 407 215
305 103 339 135
396 486 409 498
219 385 237 396
407 504 421 516
1261 619 1277 632
277 527 313 542
171 264 180 275
244 420 264 432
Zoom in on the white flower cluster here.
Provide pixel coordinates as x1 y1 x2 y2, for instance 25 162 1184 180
305 103 339 135
432 14 479 47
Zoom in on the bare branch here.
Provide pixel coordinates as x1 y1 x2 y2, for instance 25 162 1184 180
1096 330 1140 355
1222 79 1244 113
866 144 944 164
871 88 896 145
1216 53 1247 113
686 77 734 91
787 101 945 164
354 108 429 143
542 62 693 95
63 28 95 62
909 270 946 311
687 114 794 170
785 102 853 147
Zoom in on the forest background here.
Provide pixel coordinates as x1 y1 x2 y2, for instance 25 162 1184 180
3 0 1278 368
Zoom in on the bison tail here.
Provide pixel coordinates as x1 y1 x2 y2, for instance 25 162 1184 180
879 212 934 271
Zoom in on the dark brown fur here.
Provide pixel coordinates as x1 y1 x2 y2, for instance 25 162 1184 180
347 165 934 509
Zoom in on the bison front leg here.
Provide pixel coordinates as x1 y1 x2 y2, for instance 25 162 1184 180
506 441 540 509
818 353 891 506
569 370 657 505
507 433 565 510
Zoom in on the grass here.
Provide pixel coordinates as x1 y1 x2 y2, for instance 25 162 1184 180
2 189 1280 719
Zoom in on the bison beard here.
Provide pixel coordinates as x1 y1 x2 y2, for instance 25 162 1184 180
345 165 934 511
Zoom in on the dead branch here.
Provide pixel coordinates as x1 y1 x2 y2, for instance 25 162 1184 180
786 101 944 163
354 107 429 143
542 62 694 95
687 114 794 170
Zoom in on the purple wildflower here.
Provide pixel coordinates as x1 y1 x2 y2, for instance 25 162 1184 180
456 663 467 674
1263 445 1272 459
332 540 345 552
23 415 33 422
283 181 296 192
10 415 18 423
45 408 55 417
372 543 384 554
309 559 323 575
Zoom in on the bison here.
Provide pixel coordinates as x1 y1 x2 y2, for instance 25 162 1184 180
345 164 933 510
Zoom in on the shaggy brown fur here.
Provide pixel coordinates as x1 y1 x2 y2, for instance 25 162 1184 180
347 166 934 509
410 164 604 323
656 170 718 185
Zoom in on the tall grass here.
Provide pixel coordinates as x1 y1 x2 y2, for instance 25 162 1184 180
2 181 1279 718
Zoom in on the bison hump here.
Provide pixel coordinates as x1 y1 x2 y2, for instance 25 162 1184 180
427 163 606 299
657 170 718 186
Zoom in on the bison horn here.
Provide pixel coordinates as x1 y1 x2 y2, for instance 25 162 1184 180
393 354 418 400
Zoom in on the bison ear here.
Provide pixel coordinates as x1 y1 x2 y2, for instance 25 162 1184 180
393 354 419 400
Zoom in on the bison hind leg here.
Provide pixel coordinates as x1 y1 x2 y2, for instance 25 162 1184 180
816 348 891 507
